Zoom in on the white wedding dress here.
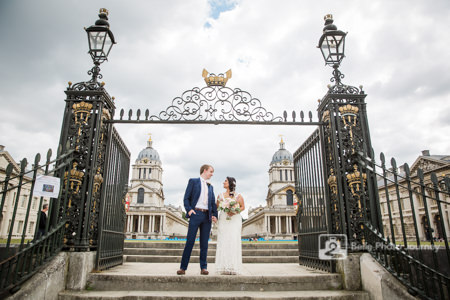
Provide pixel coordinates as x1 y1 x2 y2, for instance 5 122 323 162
215 193 243 275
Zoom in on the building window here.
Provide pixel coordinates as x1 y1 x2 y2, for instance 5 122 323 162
32 197 37 209
287 190 294 205
415 187 424 207
139 169 141 179
21 195 27 208
143 168 146 179
12 192 17 207
279 170 282 181
17 221 24 234
148 168 152 175
137 188 144 204
285 170 288 182
390 201 395 212
29 222 35 234
290 170 293 181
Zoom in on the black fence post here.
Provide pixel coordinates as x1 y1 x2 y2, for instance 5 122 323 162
318 84 381 250
57 80 115 251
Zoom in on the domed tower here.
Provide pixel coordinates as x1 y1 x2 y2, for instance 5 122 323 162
129 136 164 207
242 137 299 240
125 135 188 240
267 137 296 207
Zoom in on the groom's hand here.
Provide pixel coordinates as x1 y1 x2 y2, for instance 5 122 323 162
212 216 217 223
188 209 196 216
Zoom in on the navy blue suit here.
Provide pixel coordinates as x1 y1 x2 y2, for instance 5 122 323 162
180 178 218 270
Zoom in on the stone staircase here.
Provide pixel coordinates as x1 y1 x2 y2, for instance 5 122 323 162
59 241 369 299
123 241 299 263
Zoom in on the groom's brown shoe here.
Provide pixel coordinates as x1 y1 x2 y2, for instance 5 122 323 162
200 269 209 275
177 269 185 275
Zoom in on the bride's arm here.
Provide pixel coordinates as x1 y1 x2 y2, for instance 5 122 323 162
237 194 245 212
216 194 221 208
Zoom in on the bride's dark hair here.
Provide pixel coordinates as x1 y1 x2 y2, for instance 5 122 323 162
227 176 236 197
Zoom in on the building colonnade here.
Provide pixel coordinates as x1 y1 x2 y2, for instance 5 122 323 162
264 215 296 235
126 214 165 235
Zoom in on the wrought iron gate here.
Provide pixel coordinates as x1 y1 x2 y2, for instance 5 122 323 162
293 79 382 272
96 127 130 270
294 128 331 271
59 78 130 270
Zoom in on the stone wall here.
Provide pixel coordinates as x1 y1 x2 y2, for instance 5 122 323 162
6 251 96 300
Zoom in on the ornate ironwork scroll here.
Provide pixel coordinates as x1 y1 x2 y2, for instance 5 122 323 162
151 86 282 122
109 70 320 125
112 88 320 125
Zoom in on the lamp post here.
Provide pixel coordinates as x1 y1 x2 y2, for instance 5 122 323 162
318 14 347 87
84 8 116 83
316 14 382 249
58 9 117 250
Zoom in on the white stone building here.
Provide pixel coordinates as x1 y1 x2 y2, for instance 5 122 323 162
242 139 299 240
378 150 450 242
0 145 47 239
125 138 188 239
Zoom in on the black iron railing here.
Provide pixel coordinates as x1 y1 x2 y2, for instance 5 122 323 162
0 147 74 297
359 152 450 300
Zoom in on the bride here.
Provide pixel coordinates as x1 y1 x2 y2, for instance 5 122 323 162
215 177 245 275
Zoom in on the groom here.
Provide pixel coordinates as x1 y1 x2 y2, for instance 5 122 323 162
177 164 218 275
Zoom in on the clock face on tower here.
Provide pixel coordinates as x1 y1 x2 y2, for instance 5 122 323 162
142 158 149 163
282 160 289 165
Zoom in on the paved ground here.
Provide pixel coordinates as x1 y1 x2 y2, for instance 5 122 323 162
100 262 328 277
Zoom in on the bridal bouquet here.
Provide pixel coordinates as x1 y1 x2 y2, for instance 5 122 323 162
218 199 241 220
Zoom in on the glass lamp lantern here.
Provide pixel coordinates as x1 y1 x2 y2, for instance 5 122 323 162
318 14 347 67
85 8 116 64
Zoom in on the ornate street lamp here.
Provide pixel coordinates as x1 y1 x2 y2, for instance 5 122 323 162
60 8 118 250
84 8 116 82
318 14 347 86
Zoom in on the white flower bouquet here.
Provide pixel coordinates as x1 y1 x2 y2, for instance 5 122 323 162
218 198 241 220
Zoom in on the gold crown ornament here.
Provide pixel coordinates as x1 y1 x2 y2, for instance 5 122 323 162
73 101 93 124
338 104 359 116
339 104 359 127
64 162 85 194
346 165 367 196
202 69 232 87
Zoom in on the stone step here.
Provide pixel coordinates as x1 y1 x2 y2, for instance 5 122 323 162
124 248 298 257
83 273 343 292
124 255 298 263
124 241 298 250
59 290 369 300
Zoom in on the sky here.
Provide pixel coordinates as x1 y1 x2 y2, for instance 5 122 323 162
1 0 449 218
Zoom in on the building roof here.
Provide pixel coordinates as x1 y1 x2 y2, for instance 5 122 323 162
136 138 161 163
271 138 293 164
377 151 450 187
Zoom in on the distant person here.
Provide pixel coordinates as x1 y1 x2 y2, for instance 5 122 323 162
38 204 48 237
177 164 218 275
215 176 245 275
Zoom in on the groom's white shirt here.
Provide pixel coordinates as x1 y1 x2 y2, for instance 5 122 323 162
195 177 209 210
